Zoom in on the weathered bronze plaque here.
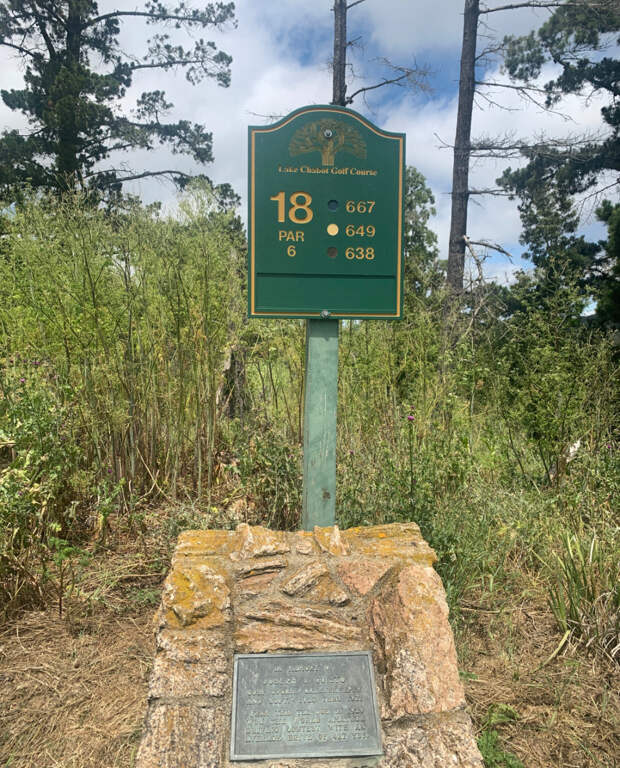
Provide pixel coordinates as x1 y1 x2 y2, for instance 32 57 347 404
230 651 382 760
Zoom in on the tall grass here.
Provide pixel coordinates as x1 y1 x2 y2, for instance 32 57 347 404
1 191 618 663
0 188 243 610
548 533 619 661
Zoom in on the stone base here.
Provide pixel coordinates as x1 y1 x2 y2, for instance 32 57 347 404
136 523 483 768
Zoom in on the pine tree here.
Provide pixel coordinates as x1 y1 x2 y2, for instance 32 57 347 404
501 0 619 194
0 1 235 198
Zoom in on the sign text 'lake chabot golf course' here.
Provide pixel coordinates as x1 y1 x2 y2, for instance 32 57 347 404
249 105 405 318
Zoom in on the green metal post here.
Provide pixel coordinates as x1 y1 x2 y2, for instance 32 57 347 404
301 318 339 530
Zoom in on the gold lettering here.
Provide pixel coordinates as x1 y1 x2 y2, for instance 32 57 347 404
279 230 305 243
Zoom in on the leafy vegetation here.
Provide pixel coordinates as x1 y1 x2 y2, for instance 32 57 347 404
0 185 244 612
1 185 617 677
0 4 617 767
477 705 524 768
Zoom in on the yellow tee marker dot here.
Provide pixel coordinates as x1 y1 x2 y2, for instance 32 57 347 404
327 223 339 236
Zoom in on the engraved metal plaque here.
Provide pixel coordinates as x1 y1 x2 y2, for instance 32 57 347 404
230 651 382 760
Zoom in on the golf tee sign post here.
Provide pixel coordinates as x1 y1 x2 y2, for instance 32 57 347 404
248 105 405 529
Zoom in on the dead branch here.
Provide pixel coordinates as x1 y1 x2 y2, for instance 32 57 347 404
345 59 431 104
464 236 487 285
466 238 515 259
468 187 513 195
480 1 575 14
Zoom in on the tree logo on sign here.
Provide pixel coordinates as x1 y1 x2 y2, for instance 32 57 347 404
289 120 367 167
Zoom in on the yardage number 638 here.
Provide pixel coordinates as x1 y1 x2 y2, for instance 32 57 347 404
346 247 375 260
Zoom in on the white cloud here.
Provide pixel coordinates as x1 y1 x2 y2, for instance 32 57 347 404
0 0 615 284
0 49 29 133
354 0 560 58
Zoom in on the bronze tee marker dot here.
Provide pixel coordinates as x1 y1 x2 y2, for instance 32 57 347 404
327 223 339 236
327 247 337 259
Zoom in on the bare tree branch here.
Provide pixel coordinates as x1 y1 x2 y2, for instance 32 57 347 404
346 59 431 104
346 73 413 103
463 236 487 284
476 79 548 95
475 78 573 116
0 41 38 58
475 42 506 63
246 110 284 123
85 169 192 185
468 187 513 195
465 237 514 259
474 90 520 111
481 1 571 14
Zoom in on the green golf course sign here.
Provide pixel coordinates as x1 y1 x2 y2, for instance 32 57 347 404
248 105 405 319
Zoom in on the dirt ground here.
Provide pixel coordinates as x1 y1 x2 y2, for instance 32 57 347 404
458 595 619 768
0 608 152 767
1 536 618 767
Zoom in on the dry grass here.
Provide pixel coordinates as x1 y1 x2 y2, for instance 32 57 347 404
0 510 169 768
1 508 618 768
0 608 153 767
459 591 620 768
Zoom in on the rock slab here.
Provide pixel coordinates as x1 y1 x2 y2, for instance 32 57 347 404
136 522 482 768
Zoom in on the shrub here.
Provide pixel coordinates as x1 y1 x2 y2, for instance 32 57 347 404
0 361 83 612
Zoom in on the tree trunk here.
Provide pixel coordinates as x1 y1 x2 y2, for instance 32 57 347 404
447 0 479 296
332 0 347 107
57 0 83 188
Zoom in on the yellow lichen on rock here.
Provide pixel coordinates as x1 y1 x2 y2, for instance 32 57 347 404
161 562 229 628
138 521 482 768
230 523 290 560
174 529 235 560
313 524 350 556
293 530 317 555
306 575 350 606
344 523 436 565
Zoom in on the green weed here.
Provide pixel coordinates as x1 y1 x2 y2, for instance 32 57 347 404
478 730 524 768
548 532 619 661
477 705 524 768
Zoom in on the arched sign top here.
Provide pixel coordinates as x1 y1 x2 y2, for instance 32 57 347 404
248 105 405 319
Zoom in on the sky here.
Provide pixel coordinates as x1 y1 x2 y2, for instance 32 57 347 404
0 0 616 285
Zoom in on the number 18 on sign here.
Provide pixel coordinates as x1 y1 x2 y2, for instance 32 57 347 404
248 105 405 318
